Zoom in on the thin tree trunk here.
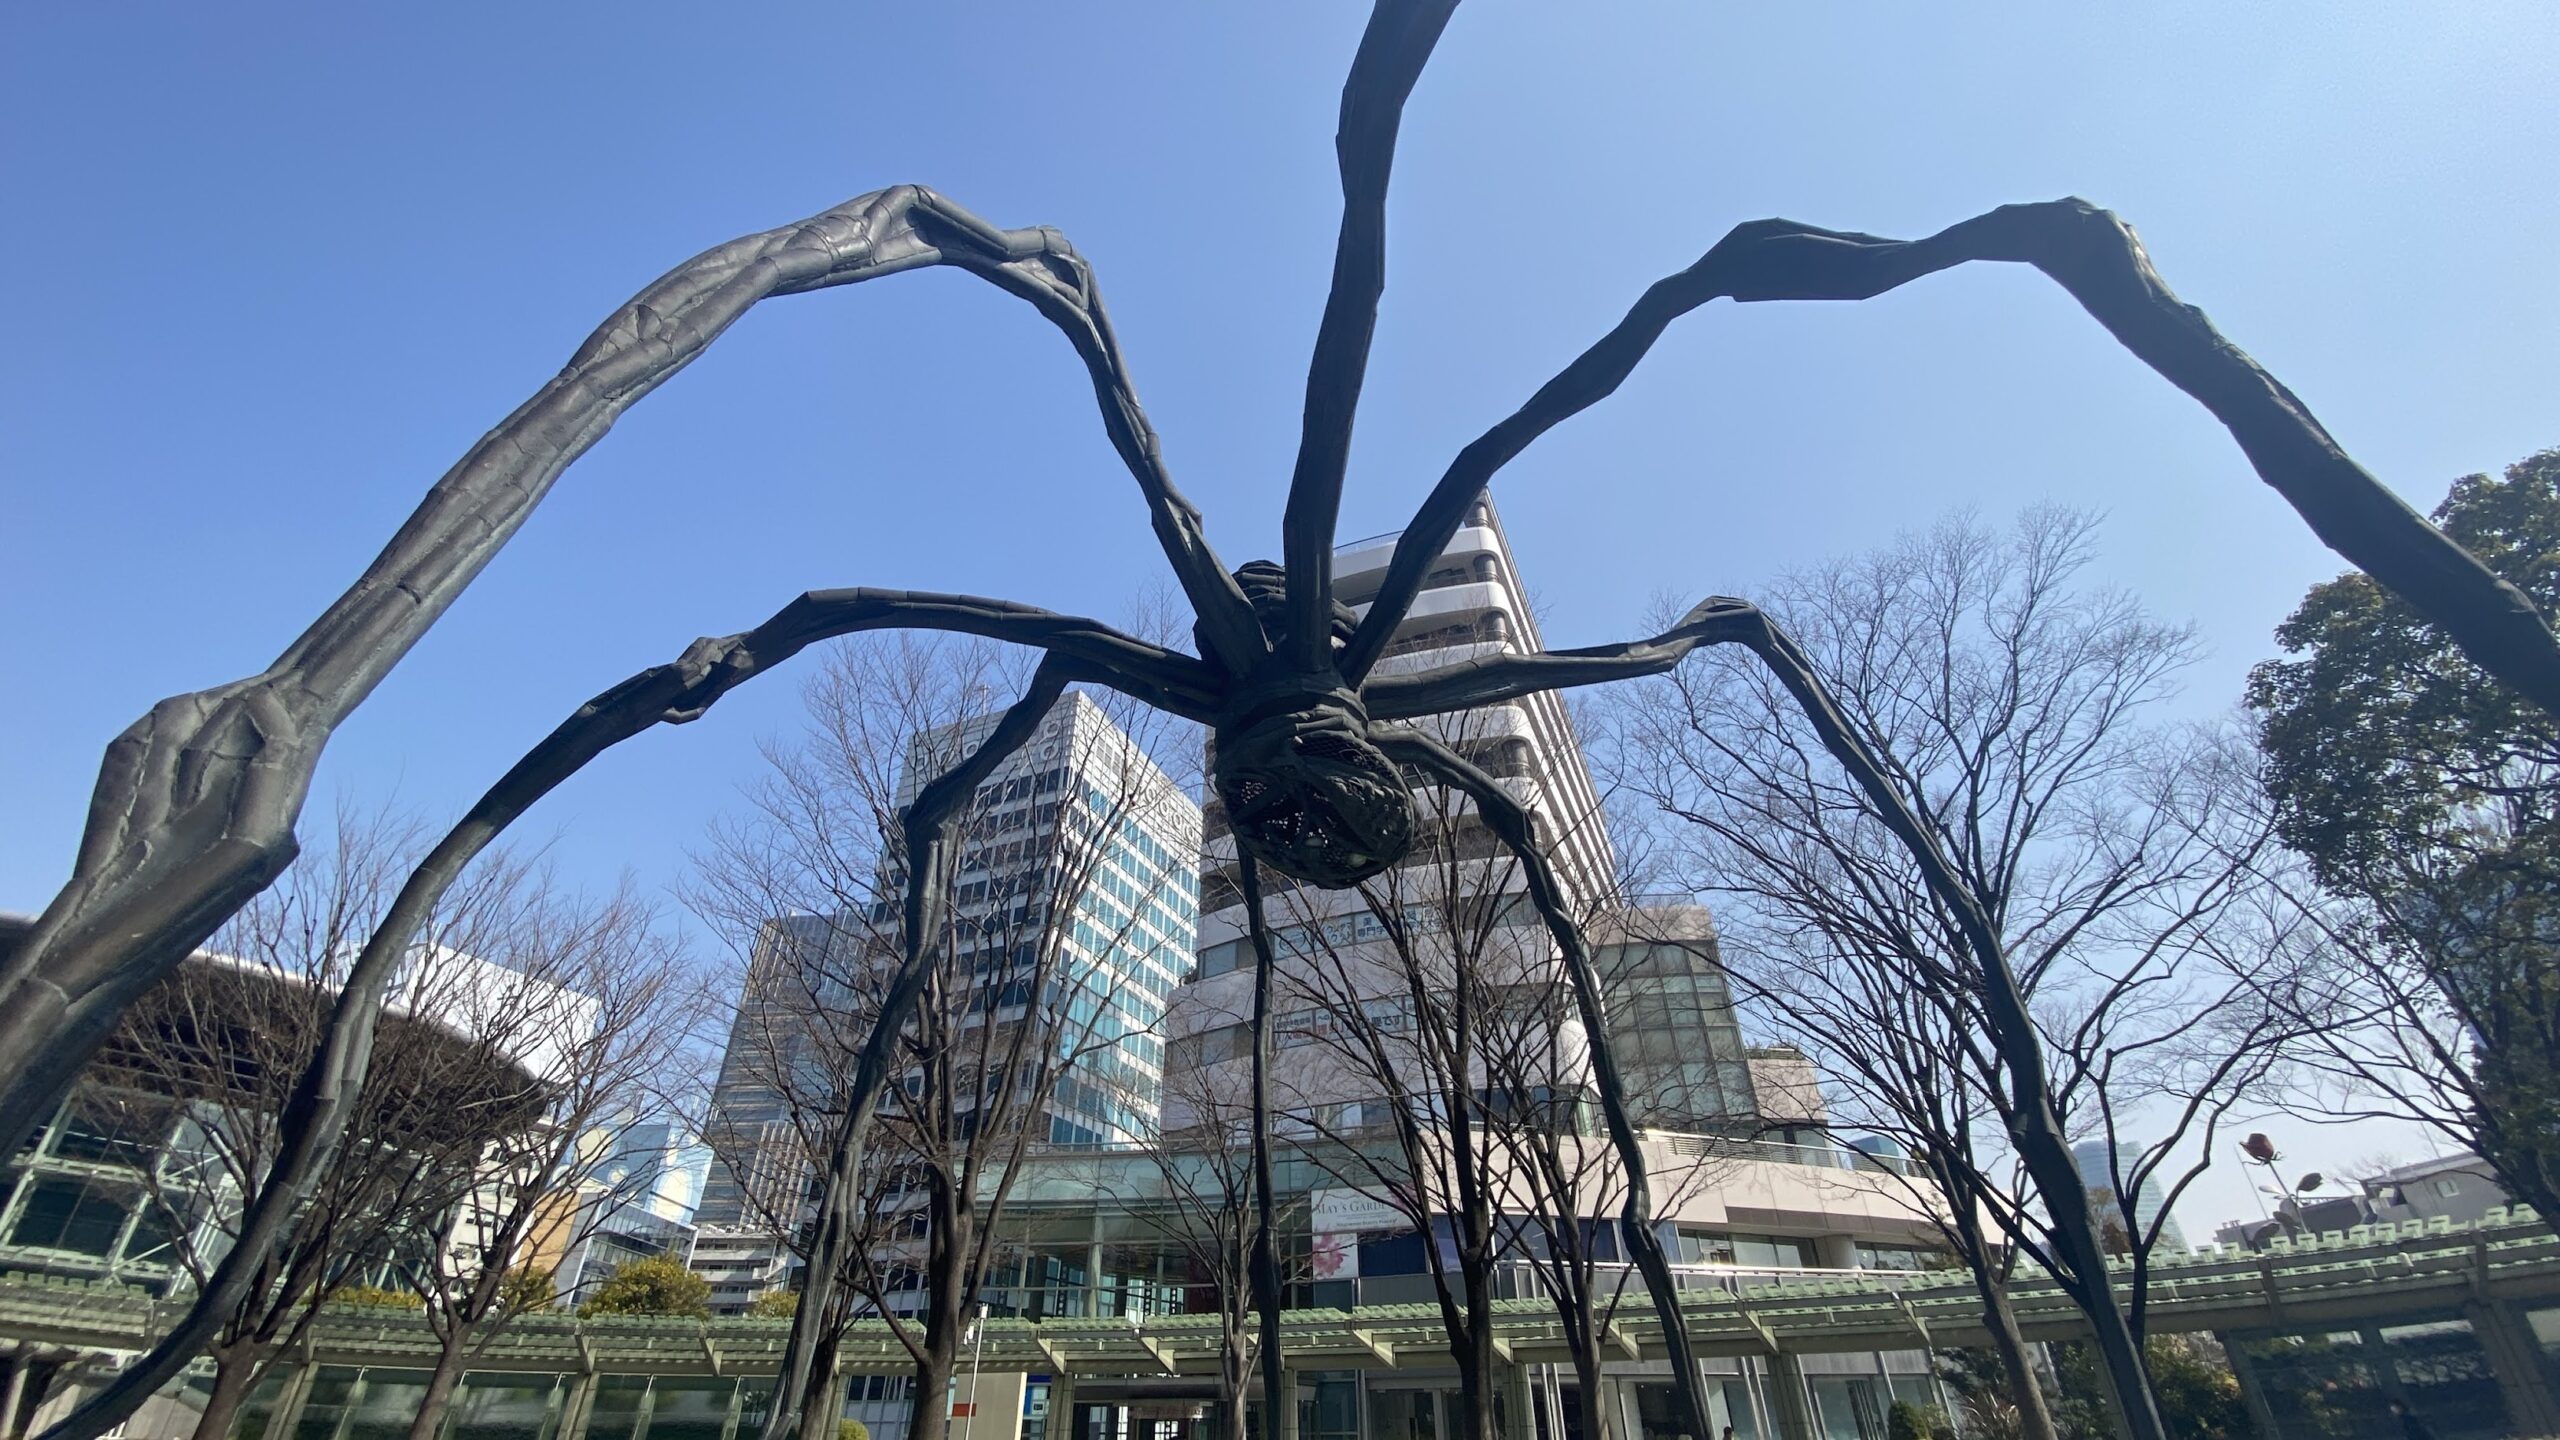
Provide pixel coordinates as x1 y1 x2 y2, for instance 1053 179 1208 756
1239 864 1287 1440
904 1349 955 1440
400 1343 469 1440
1449 1344 1496 1440
797 1341 842 1440
1973 1284 2058 1440
1452 1271 1500 1440
1570 1348 1609 1440
1219 1339 1247 1440
187 1350 261 1440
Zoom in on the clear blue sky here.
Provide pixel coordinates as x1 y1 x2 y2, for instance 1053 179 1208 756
5 3 2553 1231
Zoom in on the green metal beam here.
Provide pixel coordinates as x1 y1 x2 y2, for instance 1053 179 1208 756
3 1213 2552 1380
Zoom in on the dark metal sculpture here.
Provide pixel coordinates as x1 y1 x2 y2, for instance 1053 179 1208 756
14 1 2560 1438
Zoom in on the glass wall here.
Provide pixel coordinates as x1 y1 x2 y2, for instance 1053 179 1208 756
1805 1378 1882 1440
264 1371 778 1440
1593 942 1754 1131
446 1376 570 1440
2234 1320 2512 1440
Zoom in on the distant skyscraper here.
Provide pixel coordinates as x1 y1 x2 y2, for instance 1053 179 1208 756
2072 1138 2189 1253
690 691 1199 1312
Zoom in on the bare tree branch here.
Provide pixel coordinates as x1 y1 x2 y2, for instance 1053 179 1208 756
1374 727 1717 1440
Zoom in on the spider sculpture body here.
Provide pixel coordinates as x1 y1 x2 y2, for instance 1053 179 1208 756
1206 562 1414 886
13 4 2560 1440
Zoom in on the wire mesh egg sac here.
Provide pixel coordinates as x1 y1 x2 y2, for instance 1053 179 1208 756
1212 708 1417 888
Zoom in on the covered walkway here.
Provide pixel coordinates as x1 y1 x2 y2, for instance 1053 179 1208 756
6 1213 2558 1440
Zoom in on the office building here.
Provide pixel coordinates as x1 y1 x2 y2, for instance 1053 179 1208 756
2071 1138 2190 1254
1142 502 1948 1440
1167 497 1701 1133
691 692 1201 1314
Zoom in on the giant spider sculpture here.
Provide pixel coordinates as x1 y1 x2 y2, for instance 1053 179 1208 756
13 5 2560 1440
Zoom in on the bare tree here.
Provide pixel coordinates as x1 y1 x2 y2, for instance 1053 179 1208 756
1672 890 2063 1440
1475 907 1725 1440
690 630 1199 1440
392 883 703 1440
79 810 561 1440
1257 740 1627 1440
1118 1064 1309 1440
2039 733 2298 1331
1605 508 2288 1438
2220 786 2560 1226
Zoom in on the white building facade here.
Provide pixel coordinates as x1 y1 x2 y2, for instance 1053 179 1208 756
1145 502 1956 1440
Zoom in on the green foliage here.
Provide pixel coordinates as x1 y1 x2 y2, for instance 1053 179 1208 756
1934 1347 2032 1440
2247 447 2560 1221
840 1422 870 1440
746 1289 802 1319
1886 1399 1954 1440
330 1284 423 1309
575 1253 711 1319
2247 449 2560 888
2049 1335 2253 1440
501 1267 557 1313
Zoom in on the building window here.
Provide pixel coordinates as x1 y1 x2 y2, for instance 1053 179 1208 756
49 1093 172 1168
1854 1243 1937 1272
7 1174 134 1258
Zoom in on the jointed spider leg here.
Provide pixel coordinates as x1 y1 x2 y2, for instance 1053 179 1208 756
1237 857 1291 1440
762 657 1072 1440
757 589 1221 719
1 185 1248 1159
1371 726 1718 1440
1399 599 2174 1439
37 594 1174 1440
914 195 1261 670
1279 0 1462 668
1340 200 2560 715
1362 596 1760 720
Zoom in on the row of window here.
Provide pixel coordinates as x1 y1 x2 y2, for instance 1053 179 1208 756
3 1171 182 1269
1077 786 1199 897
1274 995 1415 1050
1192 895 1545 981
1669 1228 1822 1269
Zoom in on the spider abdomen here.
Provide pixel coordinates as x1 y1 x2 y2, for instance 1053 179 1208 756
1212 703 1415 888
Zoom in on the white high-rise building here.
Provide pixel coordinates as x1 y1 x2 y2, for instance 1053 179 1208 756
690 691 1200 1313
1165 498 1595 1128
1162 496 1758 1135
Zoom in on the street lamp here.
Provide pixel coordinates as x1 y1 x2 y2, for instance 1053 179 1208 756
2239 1135 2340 1239
962 1303 990 1440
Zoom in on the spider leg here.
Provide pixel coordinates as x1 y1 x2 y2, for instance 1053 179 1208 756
1362 595 1760 720
913 193 1262 669
767 658 1072 1440
1279 0 1462 669
34 596 1183 1440
1396 598 2171 1437
1371 725 1718 1440
760 589 1221 720
1340 200 2560 714
1236 857 1291 1440
2 185 1252 1159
